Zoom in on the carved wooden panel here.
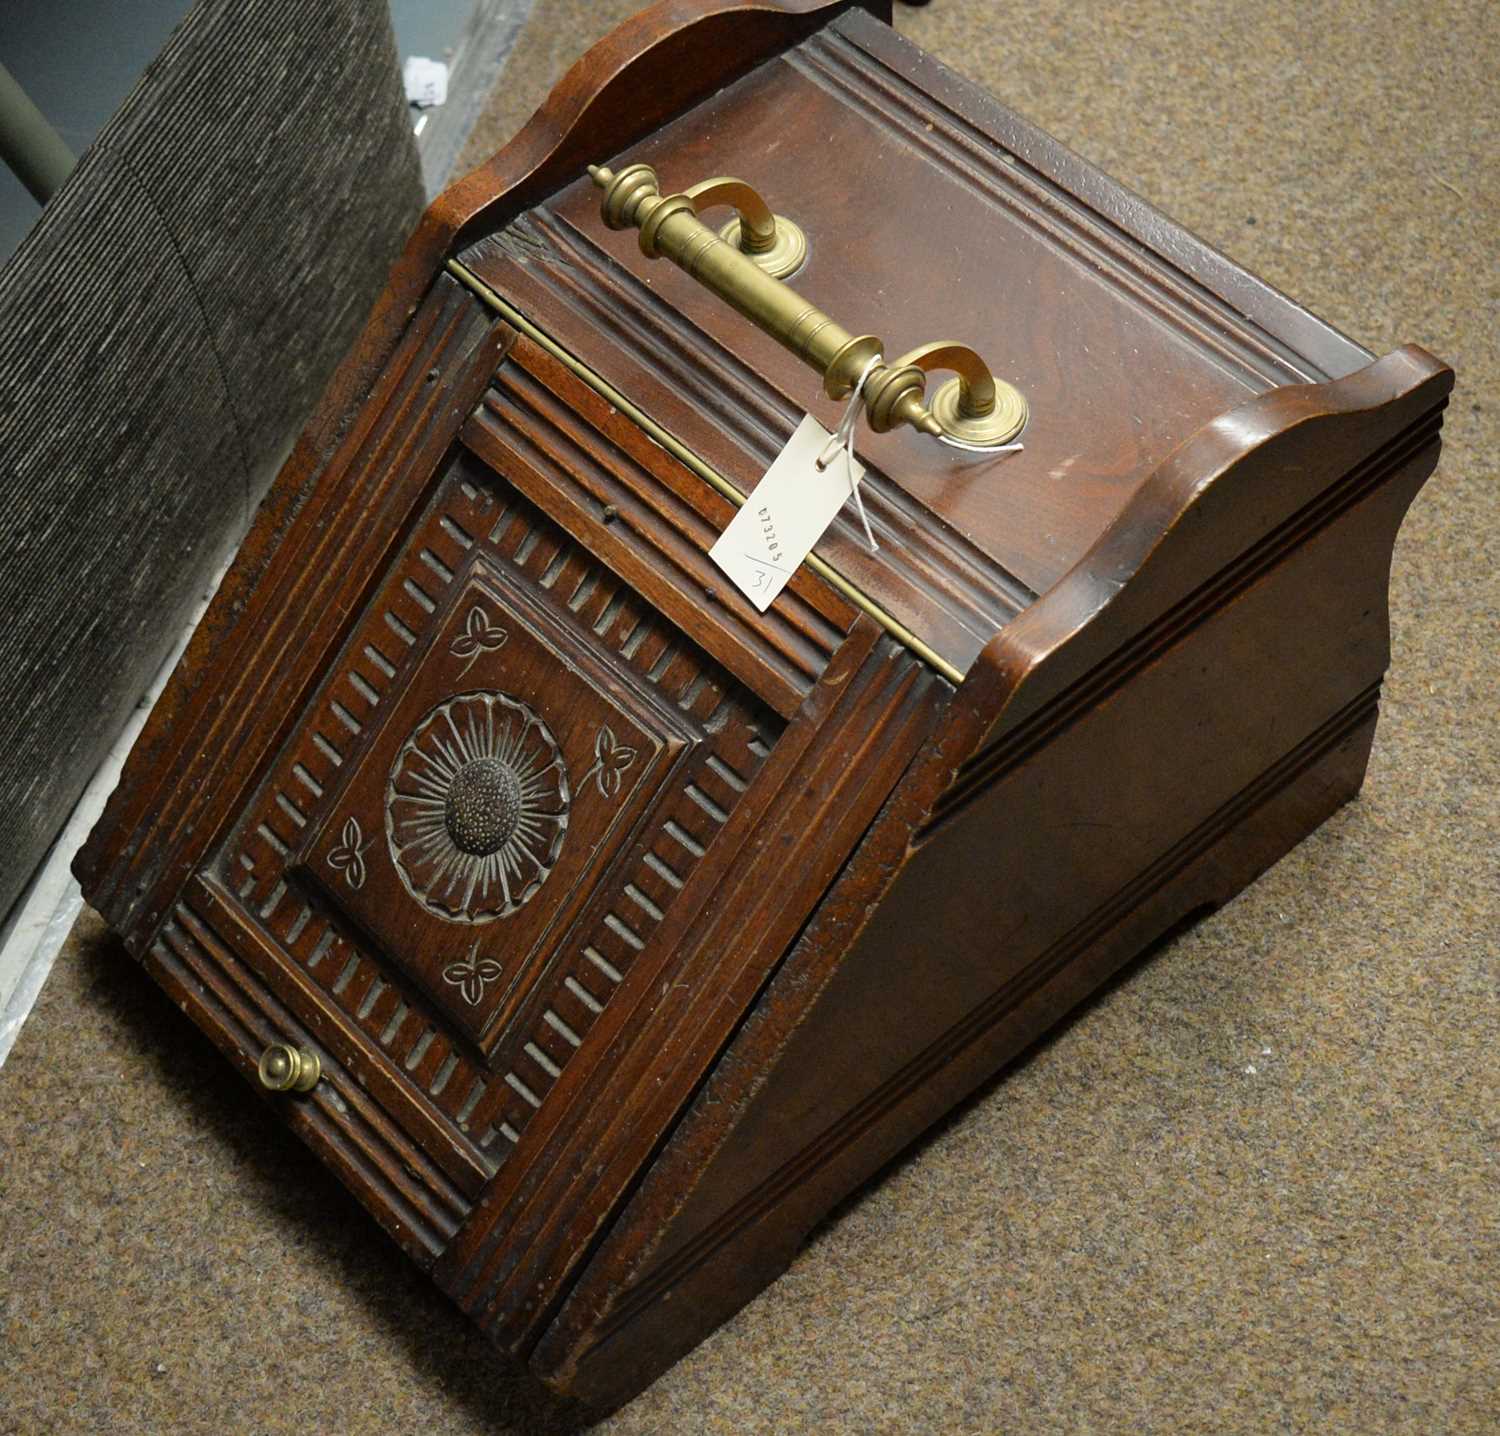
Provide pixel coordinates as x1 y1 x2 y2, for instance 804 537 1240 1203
147 895 469 1265
217 446 784 1193
297 555 694 1049
463 336 854 717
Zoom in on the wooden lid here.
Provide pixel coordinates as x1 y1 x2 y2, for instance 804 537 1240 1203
458 8 1370 677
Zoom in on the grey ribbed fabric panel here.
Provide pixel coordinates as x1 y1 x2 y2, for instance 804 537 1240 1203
0 0 423 922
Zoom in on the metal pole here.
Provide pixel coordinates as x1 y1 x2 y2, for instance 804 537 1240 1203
0 60 74 204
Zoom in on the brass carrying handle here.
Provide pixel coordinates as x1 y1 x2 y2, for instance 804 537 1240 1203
588 164 1026 449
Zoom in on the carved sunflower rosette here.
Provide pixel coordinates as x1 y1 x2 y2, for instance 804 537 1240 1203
385 691 569 924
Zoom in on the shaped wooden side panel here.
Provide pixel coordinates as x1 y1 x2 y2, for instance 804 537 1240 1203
531 347 1453 1409
949 345 1453 772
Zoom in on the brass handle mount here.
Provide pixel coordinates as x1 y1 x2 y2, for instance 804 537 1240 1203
258 1042 321 1094
589 163 1026 449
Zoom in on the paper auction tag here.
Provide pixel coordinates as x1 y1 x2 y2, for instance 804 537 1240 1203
709 415 865 612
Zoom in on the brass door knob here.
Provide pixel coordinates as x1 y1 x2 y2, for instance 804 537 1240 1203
257 1042 321 1093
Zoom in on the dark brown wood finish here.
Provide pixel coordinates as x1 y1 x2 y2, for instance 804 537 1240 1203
434 624 943 1346
77 274 516 943
533 349 1451 1405
74 0 1452 1416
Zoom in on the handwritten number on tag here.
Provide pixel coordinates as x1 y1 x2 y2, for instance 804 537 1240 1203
708 415 866 613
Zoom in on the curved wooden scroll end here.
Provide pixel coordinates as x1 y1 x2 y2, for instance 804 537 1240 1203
964 344 1455 744
432 0 891 252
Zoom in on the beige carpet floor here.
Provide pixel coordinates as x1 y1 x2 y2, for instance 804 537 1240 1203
3 2 1496 1431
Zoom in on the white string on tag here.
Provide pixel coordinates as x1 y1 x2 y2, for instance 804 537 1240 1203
814 354 882 553
937 433 1025 454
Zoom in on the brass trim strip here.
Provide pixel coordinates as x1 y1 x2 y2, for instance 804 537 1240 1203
445 257 963 686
